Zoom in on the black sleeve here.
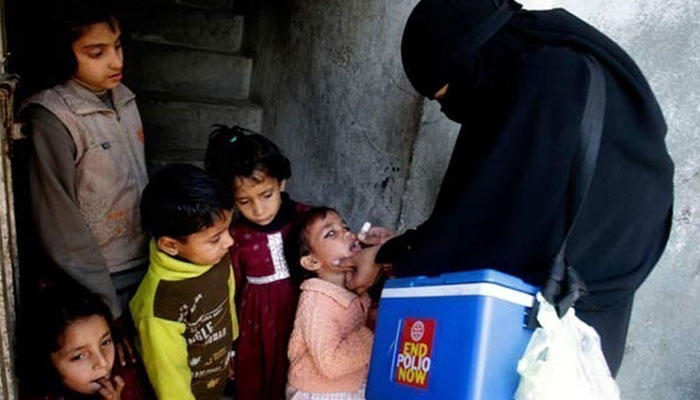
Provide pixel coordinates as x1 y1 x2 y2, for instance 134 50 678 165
379 47 591 283
375 229 416 264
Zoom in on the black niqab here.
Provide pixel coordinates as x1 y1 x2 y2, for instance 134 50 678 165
383 0 674 374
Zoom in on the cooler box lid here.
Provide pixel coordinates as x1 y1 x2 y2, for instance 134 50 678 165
382 269 538 301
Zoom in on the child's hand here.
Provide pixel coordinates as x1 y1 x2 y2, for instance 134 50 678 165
97 375 124 400
358 226 395 246
337 246 384 294
115 336 137 367
112 316 137 366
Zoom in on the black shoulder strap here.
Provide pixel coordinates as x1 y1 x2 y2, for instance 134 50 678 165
538 54 607 319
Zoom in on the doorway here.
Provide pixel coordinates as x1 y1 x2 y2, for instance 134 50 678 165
3 0 260 396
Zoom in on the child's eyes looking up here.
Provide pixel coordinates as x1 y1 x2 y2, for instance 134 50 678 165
323 225 349 239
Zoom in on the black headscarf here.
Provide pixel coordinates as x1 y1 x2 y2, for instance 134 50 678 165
381 0 674 373
401 0 662 110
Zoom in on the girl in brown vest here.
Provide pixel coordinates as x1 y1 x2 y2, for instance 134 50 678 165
19 0 148 369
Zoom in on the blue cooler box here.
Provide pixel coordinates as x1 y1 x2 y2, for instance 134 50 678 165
366 269 538 399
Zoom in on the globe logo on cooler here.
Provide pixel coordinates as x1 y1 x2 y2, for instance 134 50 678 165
410 320 425 342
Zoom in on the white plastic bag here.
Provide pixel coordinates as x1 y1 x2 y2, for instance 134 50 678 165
514 293 621 400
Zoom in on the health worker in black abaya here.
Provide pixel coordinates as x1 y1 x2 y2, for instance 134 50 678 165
340 0 674 375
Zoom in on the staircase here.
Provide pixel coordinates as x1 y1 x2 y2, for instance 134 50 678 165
125 0 262 171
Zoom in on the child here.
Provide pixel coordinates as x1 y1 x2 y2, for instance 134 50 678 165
205 125 310 400
284 207 373 400
19 0 148 344
129 164 239 400
26 285 150 400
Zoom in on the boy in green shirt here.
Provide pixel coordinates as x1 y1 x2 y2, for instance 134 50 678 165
130 164 238 400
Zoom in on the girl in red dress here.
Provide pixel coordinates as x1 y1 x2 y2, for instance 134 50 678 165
206 125 311 400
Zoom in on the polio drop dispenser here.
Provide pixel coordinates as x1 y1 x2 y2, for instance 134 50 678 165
366 269 538 400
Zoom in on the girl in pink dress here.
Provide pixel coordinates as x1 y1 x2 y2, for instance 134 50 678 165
284 207 373 400
205 125 310 400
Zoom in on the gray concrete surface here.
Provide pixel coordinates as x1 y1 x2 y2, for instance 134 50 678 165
128 39 252 99
134 6 244 53
247 0 698 398
138 95 262 165
397 100 459 231
124 0 260 169
246 0 426 230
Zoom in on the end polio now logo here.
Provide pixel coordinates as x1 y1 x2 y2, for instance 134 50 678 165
394 318 436 389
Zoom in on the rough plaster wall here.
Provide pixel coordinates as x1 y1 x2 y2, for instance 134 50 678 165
249 0 699 398
247 0 426 230
521 1 700 398
398 100 459 231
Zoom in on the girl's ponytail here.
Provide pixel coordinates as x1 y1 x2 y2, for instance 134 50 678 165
205 124 291 186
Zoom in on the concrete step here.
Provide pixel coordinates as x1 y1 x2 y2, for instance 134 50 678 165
146 151 204 176
147 149 205 174
132 6 243 53
138 92 263 167
126 39 252 100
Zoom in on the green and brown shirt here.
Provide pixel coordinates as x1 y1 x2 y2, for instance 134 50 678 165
130 241 239 400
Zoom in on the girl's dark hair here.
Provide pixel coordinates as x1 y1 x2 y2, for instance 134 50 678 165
32 284 113 394
284 207 337 284
53 0 120 83
205 125 292 187
141 163 234 239
23 0 121 91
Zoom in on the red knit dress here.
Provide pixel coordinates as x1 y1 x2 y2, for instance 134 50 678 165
231 196 310 400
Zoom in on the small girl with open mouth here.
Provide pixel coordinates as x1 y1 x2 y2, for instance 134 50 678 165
284 207 373 400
